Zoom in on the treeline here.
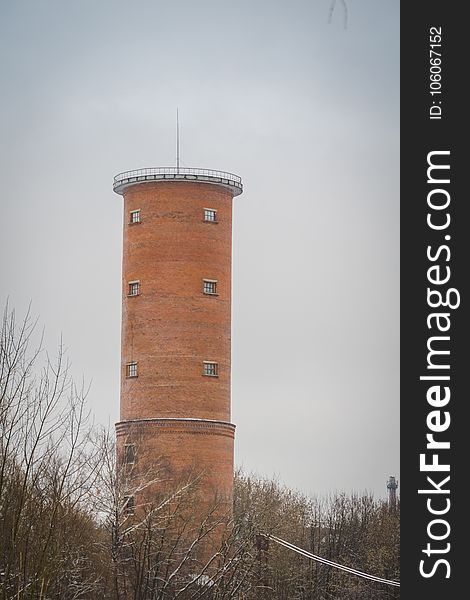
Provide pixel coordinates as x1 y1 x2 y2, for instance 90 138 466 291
0 305 399 599
235 474 399 600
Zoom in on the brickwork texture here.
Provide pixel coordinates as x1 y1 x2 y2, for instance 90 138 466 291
115 179 238 517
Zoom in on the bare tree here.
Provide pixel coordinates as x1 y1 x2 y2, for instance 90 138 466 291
0 303 103 600
92 431 261 600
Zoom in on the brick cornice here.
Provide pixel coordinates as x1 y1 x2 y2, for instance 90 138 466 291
116 418 236 439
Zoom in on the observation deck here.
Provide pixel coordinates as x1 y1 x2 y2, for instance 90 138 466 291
113 166 243 196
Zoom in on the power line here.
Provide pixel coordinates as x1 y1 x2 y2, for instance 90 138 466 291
265 534 400 588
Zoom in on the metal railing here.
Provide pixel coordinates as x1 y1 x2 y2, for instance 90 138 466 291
113 166 242 192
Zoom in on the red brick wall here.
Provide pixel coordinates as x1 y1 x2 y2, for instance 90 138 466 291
116 419 235 503
116 180 235 515
120 181 232 422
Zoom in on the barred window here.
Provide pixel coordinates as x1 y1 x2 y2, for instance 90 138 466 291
203 280 217 295
203 361 218 377
128 281 140 296
123 495 135 515
130 209 141 224
204 208 217 222
124 444 136 464
126 362 138 378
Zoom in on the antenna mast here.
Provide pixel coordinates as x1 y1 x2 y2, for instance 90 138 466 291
176 108 180 173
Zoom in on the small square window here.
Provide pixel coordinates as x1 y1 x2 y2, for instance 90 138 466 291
126 362 138 378
130 210 141 224
123 495 135 515
203 280 217 295
203 362 218 377
124 444 136 465
128 281 140 296
204 209 217 222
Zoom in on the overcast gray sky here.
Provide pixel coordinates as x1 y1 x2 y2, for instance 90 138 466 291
0 0 399 498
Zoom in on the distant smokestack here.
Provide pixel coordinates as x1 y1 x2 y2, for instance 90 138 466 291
387 476 398 510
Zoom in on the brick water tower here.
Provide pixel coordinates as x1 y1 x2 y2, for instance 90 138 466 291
113 166 242 518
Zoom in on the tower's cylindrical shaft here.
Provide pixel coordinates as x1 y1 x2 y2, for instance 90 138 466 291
114 170 242 513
